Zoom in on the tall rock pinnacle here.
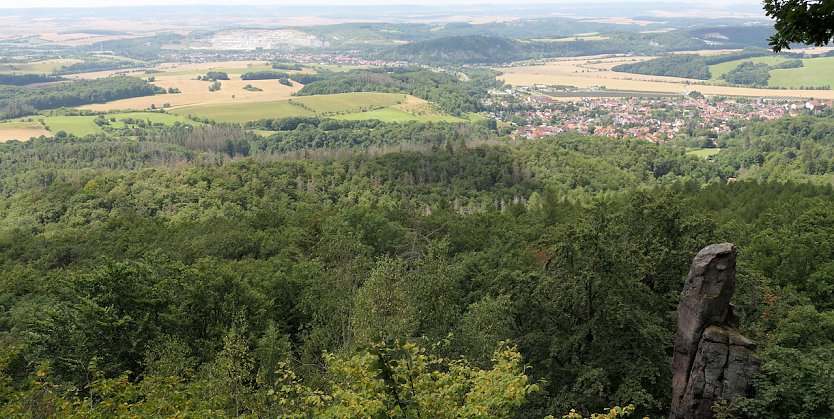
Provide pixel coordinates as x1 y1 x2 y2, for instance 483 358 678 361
670 243 760 419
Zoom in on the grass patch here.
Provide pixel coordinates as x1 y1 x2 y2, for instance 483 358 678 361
0 120 41 129
769 57 834 88
0 59 84 74
172 92 470 124
41 116 102 136
31 112 199 137
107 112 201 128
686 148 721 158
174 93 407 123
173 101 313 123
708 56 834 88
291 92 407 114
251 129 278 136
334 108 466 123
708 56 790 84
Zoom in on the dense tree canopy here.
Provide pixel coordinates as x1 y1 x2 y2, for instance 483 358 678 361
612 55 712 80
0 113 830 416
0 76 163 118
295 67 502 116
720 62 772 87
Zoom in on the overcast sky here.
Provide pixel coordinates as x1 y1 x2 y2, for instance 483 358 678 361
0 0 763 7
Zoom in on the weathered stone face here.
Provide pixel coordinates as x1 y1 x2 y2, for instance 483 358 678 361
670 243 760 419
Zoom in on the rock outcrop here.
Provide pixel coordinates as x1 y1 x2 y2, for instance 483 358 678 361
670 243 760 419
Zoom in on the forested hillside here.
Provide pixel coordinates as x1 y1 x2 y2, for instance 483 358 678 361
386 35 521 64
0 76 163 119
0 114 833 417
611 49 786 80
612 54 712 79
294 67 501 117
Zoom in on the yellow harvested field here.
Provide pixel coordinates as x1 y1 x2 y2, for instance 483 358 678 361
70 60 318 111
0 123 51 142
79 73 304 112
794 46 834 55
497 56 834 99
391 95 433 113
499 56 705 84
65 60 305 81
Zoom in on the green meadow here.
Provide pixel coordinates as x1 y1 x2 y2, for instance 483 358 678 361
707 56 834 89
708 56 790 84
0 59 84 74
768 57 834 88
173 92 430 123
334 107 468 123
41 116 103 136
0 112 200 139
174 101 314 123
685 148 721 158
107 112 199 128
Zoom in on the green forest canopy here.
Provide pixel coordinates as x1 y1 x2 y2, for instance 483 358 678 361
0 113 832 417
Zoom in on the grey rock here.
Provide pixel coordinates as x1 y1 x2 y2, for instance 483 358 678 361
670 243 760 419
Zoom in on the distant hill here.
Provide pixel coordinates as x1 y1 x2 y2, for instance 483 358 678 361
387 35 521 64
686 25 774 49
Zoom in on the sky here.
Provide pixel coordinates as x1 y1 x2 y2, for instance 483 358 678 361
0 0 763 7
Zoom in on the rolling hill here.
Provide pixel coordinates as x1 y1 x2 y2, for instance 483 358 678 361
387 35 521 64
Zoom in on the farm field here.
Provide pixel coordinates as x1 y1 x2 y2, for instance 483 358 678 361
0 120 51 142
0 58 84 74
149 64 288 78
334 108 467 123
66 61 280 79
708 56 791 83
0 112 200 141
40 116 103 136
106 112 201 127
293 92 406 114
79 72 303 111
769 57 834 88
36 32 146 47
172 92 459 124
174 100 313 123
497 55 834 99
67 60 310 111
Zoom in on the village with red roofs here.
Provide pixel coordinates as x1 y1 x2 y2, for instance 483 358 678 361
485 88 832 143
